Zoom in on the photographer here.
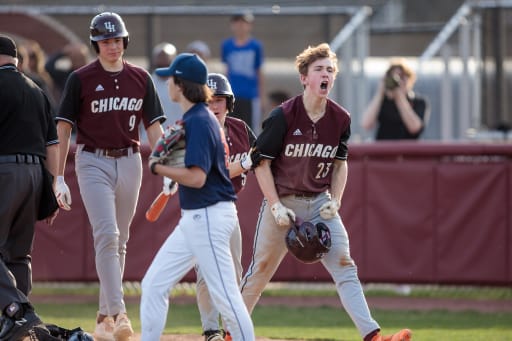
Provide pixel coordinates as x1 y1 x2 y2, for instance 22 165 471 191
362 58 429 140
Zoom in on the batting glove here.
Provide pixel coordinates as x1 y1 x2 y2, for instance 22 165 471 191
162 176 178 196
240 152 252 171
319 200 340 220
55 176 72 211
271 201 296 227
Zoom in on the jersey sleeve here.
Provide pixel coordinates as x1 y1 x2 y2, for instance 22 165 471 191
335 125 350 160
142 74 166 128
55 72 81 125
43 92 58 146
254 107 287 159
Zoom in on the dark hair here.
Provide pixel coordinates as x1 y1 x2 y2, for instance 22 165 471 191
174 77 212 103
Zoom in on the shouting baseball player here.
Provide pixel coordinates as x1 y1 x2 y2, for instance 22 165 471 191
54 12 166 341
239 43 412 341
140 54 255 341
195 73 256 341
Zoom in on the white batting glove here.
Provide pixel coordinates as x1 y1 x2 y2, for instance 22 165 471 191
270 201 296 227
55 176 72 211
319 200 340 220
162 176 178 196
240 152 252 171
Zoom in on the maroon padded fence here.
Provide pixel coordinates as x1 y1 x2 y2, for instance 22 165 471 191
32 142 512 285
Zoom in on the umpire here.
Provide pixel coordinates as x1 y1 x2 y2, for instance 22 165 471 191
0 35 59 340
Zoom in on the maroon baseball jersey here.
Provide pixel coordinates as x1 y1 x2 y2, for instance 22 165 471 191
255 94 350 197
225 116 256 193
56 60 165 148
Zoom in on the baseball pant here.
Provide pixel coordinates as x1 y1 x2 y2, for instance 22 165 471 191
196 220 243 331
240 192 380 338
0 162 42 307
75 145 142 316
140 201 254 341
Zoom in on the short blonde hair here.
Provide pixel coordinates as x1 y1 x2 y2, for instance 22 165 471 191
295 43 338 77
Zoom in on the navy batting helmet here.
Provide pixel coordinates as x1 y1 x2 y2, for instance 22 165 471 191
207 73 235 112
285 221 331 264
89 12 129 53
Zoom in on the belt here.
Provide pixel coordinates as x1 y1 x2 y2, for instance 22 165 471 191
82 145 140 158
0 154 41 164
294 192 318 199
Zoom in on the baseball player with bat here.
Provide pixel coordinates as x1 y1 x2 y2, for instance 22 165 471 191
195 73 256 341
140 53 254 341
54 12 166 341
239 43 412 341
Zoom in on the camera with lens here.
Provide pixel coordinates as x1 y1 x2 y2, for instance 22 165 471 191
384 73 401 90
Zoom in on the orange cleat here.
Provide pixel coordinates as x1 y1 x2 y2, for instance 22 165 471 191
371 329 412 341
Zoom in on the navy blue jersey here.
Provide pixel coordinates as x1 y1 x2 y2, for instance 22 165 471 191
56 60 165 148
179 103 236 209
255 95 350 197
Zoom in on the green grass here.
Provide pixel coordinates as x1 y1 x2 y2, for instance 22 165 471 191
31 282 512 341
34 302 512 341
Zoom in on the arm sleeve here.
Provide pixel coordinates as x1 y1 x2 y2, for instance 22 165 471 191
142 74 166 127
335 125 351 160
254 107 287 159
55 72 81 124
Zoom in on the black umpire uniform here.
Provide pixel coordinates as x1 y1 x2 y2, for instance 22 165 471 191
0 35 59 340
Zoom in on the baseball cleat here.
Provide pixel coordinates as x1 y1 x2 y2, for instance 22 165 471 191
113 313 133 341
93 316 115 341
371 328 412 341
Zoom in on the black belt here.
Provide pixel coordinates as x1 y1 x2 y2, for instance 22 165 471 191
0 154 41 164
294 192 318 199
82 145 140 158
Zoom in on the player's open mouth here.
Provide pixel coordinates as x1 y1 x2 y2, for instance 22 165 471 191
320 81 328 90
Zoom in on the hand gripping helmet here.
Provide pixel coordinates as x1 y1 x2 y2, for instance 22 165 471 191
207 73 235 112
89 12 129 53
285 221 331 264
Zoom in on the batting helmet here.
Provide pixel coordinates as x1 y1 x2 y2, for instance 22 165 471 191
89 12 129 53
285 221 331 264
207 73 235 112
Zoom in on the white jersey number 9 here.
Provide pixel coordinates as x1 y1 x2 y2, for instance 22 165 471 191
128 115 136 131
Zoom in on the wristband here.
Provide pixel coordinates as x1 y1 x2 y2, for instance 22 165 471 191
150 162 158 175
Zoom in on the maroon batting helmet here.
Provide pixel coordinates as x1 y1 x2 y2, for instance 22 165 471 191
89 12 129 53
285 221 331 264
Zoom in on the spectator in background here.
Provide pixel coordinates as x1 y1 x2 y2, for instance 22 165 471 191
45 42 89 101
18 40 57 108
361 58 429 140
185 40 211 64
221 11 265 134
150 42 182 125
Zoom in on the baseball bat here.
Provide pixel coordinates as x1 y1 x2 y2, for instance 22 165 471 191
145 182 176 222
